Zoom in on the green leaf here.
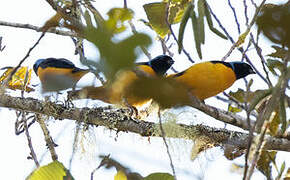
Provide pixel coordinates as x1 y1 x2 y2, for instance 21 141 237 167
144 173 174 180
197 0 205 44
178 3 193 53
248 89 272 112
106 8 134 34
267 45 288 59
279 95 287 134
257 151 277 179
204 3 227 39
268 111 280 136
144 1 191 38
84 12 151 79
143 2 169 38
276 161 285 180
266 59 284 76
190 10 202 59
27 161 74 180
228 104 242 113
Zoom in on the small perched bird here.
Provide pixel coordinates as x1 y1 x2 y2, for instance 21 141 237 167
167 61 255 100
33 58 89 92
68 55 174 109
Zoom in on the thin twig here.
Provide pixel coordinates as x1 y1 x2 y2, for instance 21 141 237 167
24 112 40 167
35 114 58 161
206 2 269 84
4 33 45 90
158 110 176 179
0 20 77 37
227 0 241 34
249 33 273 87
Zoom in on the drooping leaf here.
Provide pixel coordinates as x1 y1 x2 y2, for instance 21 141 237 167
144 173 174 180
190 10 202 59
197 0 205 44
27 161 74 180
0 66 34 92
178 3 193 53
257 151 277 179
204 2 227 39
114 170 127 180
279 95 287 134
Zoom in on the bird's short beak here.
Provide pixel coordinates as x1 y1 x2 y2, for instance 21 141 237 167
250 69 256 74
169 59 174 65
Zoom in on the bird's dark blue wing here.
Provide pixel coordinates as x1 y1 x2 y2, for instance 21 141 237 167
39 58 76 69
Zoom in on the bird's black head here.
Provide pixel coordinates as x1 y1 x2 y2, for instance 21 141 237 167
149 55 174 75
33 59 45 76
229 61 256 79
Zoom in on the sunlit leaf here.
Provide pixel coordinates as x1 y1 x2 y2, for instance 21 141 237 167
228 104 242 113
27 161 74 180
143 2 169 38
144 173 174 180
268 111 280 136
204 3 227 39
257 151 277 179
114 170 127 180
0 66 34 92
144 1 190 38
236 29 249 47
267 45 288 59
106 8 134 34
190 10 202 59
178 3 193 53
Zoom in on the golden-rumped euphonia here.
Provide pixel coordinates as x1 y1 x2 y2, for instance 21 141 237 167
167 61 255 100
33 58 90 92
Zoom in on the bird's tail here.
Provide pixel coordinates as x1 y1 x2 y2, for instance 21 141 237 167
67 86 110 103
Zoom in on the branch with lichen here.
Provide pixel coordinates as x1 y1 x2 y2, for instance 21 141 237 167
0 93 289 152
0 20 77 37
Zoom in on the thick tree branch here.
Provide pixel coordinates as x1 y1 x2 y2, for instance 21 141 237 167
0 94 289 152
0 20 77 37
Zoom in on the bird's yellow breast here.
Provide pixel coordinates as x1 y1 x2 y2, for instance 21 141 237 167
170 62 236 100
109 65 157 107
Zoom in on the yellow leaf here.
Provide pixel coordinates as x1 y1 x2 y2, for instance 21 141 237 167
236 29 250 47
0 66 34 92
114 170 127 180
27 161 74 180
